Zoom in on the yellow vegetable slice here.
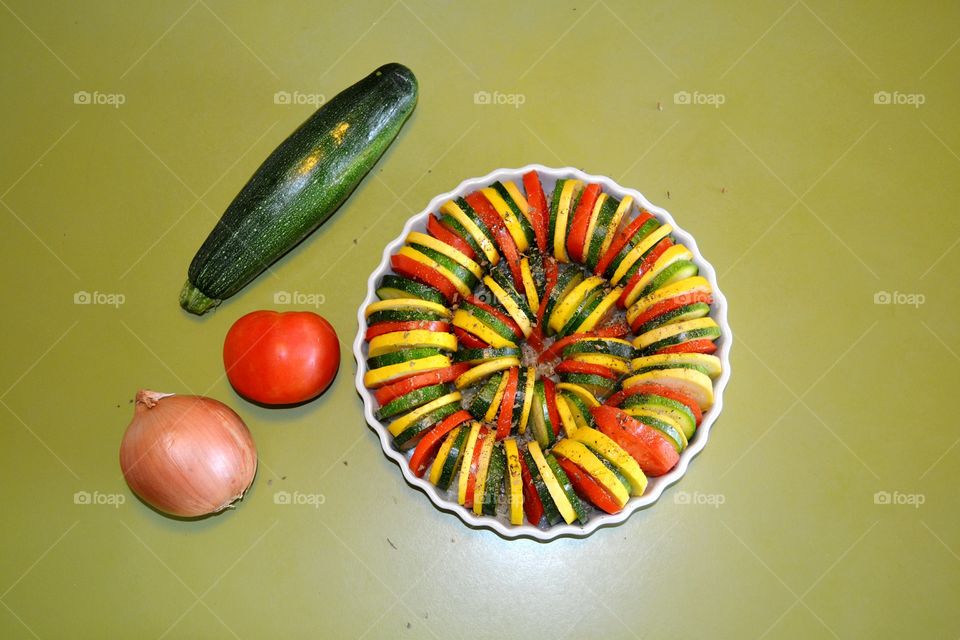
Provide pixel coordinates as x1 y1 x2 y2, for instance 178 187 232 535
527 441 577 524
363 354 451 388
471 431 497 515
571 427 647 497
365 298 450 319
518 366 536 435
503 438 524 525
429 427 462 485
519 257 540 314
632 317 719 352
553 179 583 262
388 391 462 437
556 382 601 408
457 421 482 505
575 286 622 333
621 244 694 309
622 368 715 411
568 352 631 374
367 330 457 357
552 439 629 507
406 231 483 279
626 276 712 325
554 395 579 438
454 356 521 389
630 352 723 377
452 309 516 348
548 276 604 334
397 246 473 298
484 370 511 422
610 223 673 285
483 275 533 337
439 199 499 264
480 187 529 253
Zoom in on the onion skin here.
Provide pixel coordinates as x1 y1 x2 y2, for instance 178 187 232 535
120 390 258 518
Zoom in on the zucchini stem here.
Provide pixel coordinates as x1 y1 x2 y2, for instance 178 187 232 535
179 281 220 315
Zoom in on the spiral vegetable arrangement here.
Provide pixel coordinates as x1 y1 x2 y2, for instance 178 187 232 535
360 169 723 529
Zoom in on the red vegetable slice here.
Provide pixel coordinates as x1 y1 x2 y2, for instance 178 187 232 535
554 455 622 515
629 292 714 333
618 237 674 307
373 363 471 405
465 192 524 291
465 295 523 338
619 383 703 425
594 211 654 277
365 320 450 342
453 326 489 349
408 410 472 477
555 360 619 380
522 170 550 253
542 378 562 437
591 405 679 477
519 453 545 525
427 214 476 261
657 339 717 356
594 320 630 338
495 367 519 440
464 426 490 509
390 254 458 303
565 183 601 264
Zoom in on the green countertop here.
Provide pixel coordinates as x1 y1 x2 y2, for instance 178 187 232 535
2 1 958 638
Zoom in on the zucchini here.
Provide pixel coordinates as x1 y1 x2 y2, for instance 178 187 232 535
376 274 444 304
181 63 418 314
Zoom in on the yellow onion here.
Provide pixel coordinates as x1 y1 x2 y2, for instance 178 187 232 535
120 390 257 517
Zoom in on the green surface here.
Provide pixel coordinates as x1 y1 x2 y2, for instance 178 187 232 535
1 1 958 638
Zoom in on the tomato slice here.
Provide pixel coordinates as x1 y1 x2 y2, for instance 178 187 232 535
594 211 654 276
365 320 450 342
464 427 489 508
373 363 471 405
495 367 519 440
555 360 619 380
594 319 630 338
465 192 524 291
390 254 458 303
522 171 550 253
657 339 717 356
519 453 545 525
542 378 562 437
620 383 703 425
408 410 472 477
629 292 713 332
555 455 622 515
453 326 489 349
565 183 601 264
591 405 679 476
464 295 523 338
618 237 674 307
427 214 476 261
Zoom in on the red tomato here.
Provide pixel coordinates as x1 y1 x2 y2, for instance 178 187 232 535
223 310 339 405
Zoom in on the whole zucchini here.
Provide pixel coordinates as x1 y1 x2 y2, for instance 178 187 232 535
180 63 418 314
